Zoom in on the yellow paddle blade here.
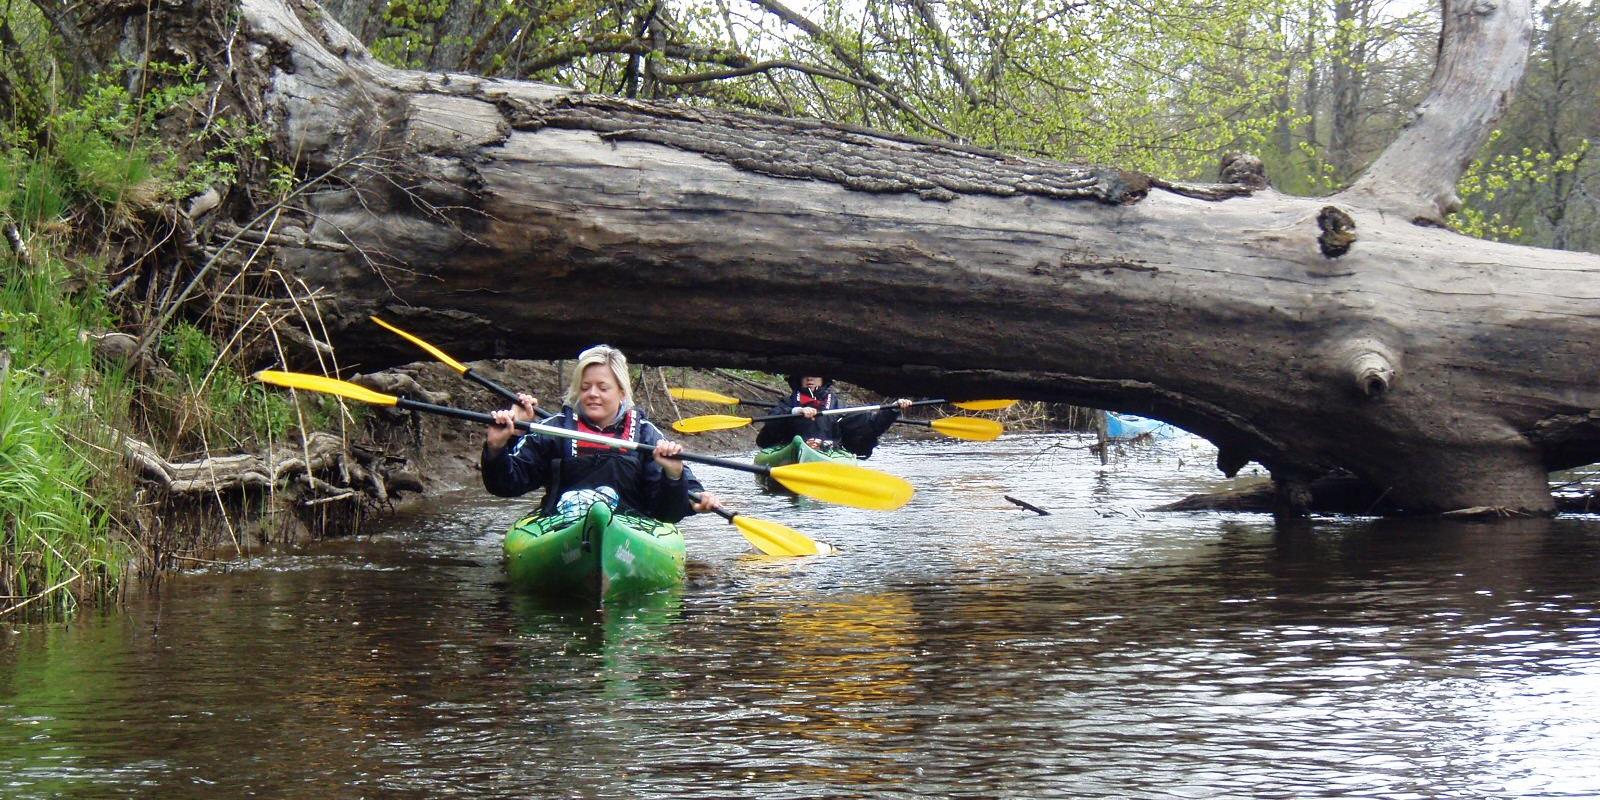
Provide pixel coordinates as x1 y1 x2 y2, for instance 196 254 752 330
930 416 1004 441
731 515 829 556
768 462 915 511
370 316 469 374
669 387 743 405
254 370 400 406
952 399 1018 411
672 414 755 434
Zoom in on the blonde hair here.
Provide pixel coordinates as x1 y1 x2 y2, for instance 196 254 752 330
564 344 633 407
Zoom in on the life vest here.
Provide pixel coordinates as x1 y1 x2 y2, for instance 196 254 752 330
544 408 647 514
794 389 834 410
786 390 840 444
572 409 638 454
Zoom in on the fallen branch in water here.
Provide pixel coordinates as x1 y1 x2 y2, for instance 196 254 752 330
1005 495 1051 516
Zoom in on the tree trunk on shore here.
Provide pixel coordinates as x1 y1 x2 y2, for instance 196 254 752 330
84 0 1600 515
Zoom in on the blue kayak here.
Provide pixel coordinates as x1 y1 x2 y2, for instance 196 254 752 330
1105 412 1181 440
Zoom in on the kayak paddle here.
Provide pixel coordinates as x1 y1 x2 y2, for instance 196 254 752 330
691 491 830 556
881 416 1003 441
805 398 1015 415
670 386 1017 413
668 387 768 405
369 315 529 402
943 399 1018 411
255 370 915 511
673 411 1002 441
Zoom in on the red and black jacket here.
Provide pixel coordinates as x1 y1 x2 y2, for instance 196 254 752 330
755 380 899 458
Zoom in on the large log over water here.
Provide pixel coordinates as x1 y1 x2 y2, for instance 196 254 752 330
100 0 1599 515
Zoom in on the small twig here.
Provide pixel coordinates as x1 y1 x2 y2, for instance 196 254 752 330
30 532 84 581
302 491 357 506
0 574 84 618
196 425 245 559
658 367 681 420
713 368 782 397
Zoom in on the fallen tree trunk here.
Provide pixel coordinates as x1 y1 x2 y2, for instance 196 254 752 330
85 0 1599 515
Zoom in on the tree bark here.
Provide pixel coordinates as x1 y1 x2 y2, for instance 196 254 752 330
93 0 1600 515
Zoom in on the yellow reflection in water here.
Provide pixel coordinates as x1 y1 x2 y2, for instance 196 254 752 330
770 592 920 785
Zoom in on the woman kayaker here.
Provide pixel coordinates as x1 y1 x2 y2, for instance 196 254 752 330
482 344 720 521
754 374 913 459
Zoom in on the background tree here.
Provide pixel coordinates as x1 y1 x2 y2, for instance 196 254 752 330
1449 0 1597 251
326 0 1395 178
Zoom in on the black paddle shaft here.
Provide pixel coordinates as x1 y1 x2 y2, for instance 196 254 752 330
689 490 740 523
463 368 522 405
396 397 774 478
744 398 959 424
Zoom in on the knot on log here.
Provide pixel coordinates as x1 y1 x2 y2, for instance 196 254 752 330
1337 339 1400 399
1219 153 1268 189
1317 206 1357 258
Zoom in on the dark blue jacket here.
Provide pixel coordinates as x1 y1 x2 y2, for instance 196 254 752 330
481 405 701 522
755 382 899 459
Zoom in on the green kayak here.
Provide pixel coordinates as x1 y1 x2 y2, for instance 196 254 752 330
753 435 857 491
503 501 686 600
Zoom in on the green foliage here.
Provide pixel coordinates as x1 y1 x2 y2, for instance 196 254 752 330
371 0 457 68
159 321 218 381
0 56 282 616
0 3 55 129
4 58 273 242
1449 131 1591 242
152 321 322 446
1450 1 1599 251
0 370 125 613
1 243 127 617
0 145 70 224
362 0 1425 186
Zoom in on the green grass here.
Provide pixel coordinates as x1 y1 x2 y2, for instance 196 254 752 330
0 243 128 616
0 55 292 618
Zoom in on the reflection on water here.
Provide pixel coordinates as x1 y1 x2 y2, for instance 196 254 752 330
3 433 1600 798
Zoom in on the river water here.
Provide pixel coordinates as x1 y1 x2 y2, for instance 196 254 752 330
4 432 1600 798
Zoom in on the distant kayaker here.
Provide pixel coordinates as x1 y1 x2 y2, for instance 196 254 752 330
482 344 721 521
754 374 913 459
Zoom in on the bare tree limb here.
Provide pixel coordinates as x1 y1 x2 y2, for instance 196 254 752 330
1340 0 1534 222
744 0 962 140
